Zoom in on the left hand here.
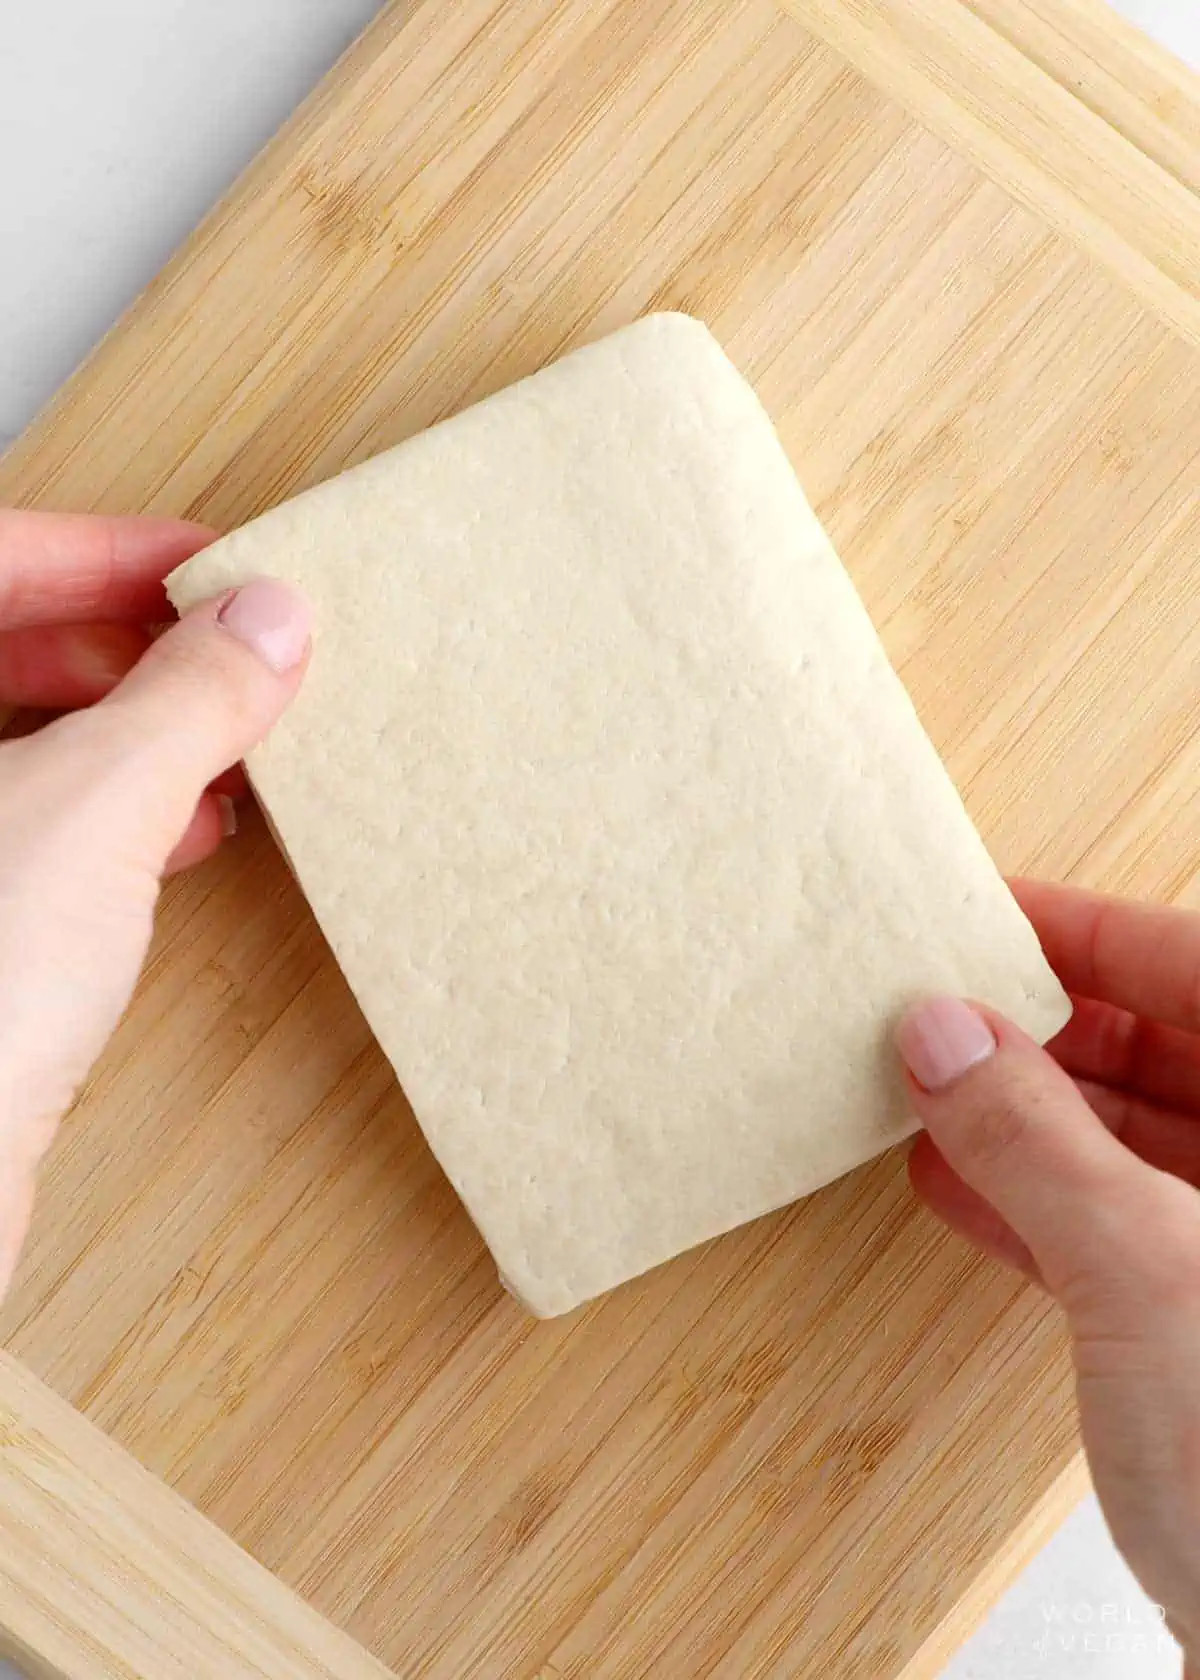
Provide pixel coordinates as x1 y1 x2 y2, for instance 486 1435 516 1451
0 510 311 1300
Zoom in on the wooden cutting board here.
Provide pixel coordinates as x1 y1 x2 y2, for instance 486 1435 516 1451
1 1 1198 1675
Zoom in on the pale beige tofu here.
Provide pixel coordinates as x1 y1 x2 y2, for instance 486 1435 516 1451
168 314 1070 1317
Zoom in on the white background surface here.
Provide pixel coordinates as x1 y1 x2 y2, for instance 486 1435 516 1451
1 3 1197 1677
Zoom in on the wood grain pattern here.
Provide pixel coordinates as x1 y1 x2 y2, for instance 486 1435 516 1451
780 0 1200 344
0 1352 391 1679
0 0 1197 1674
897 1454 1093 1680
966 0 1200 190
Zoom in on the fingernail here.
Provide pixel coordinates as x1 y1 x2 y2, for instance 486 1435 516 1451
78 641 133 688
217 795 238 839
217 579 311 674
72 625 149 689
898 997 996 1091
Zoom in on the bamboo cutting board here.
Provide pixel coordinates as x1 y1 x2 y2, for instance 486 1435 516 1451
1 1 1198 1675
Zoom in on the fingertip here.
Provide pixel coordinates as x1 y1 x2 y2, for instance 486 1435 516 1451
0 511 221 629
896 996 1145 1301
213 578 313 675
115 515 219 558
897 997 998 1093
45 580 307 878
101 577 311 797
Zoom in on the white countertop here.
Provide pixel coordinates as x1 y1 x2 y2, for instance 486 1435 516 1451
0 4 1197 1678
0 0 384 451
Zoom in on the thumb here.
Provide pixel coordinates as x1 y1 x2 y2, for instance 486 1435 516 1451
897 997 1159 1307
81 577 311 858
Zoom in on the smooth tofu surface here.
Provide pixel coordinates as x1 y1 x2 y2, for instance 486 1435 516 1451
169 314 1070 1315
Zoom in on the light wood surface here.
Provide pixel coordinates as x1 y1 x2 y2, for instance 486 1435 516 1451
967 0 1200 190
781 0 1200 345
0 1351 391 1679
1 0 1197 1675
897 1454 1093 1680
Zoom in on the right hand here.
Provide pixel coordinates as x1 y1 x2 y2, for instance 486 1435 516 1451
898 881 1200 1668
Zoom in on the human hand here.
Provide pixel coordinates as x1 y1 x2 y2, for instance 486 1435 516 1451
0 510 310 1302
899 880 1200 1664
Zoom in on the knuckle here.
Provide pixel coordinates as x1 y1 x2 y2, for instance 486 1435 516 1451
163 627 246 701
1129 1182 1200 1307
953 1062 1063 1174
145 625 266 745
957 1088 1030 1169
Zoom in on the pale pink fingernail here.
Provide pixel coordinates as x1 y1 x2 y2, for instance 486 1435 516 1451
217 795 238 838
897 997 996 1091
218 579 311 674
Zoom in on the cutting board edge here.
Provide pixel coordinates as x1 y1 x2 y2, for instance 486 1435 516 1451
781 0 1200 349
3 0 1199 503
0 0 435 507
896 1451 1092 1680
0 0 1189 1674
0 1351 395 1680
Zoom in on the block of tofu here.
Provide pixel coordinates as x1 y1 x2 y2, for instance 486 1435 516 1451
168 313 1070 1316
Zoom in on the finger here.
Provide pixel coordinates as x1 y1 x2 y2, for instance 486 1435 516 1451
164 791 237 874
896 997 1163 1305
0 623 151 708
70 578 311 866
0 510 214 629
1074 1078 1200 1188
914 1071 1200 1244
907 1132 1040 1279
3 717 254 815
1049 994 1200 1116
1013 878 1200 1035
0 706 48 741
